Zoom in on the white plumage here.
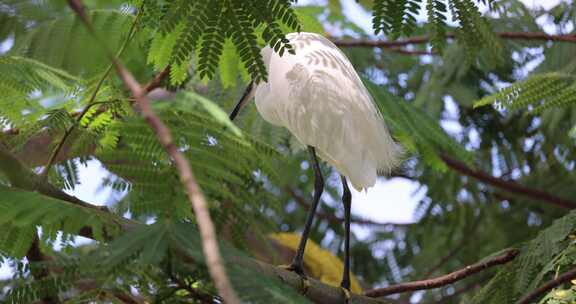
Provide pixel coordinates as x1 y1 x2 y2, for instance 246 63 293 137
252 32 401 191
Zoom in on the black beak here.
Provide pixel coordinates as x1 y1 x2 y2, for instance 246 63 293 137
229 81 254 121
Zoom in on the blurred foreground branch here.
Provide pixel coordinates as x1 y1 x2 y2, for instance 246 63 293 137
67 1 236 302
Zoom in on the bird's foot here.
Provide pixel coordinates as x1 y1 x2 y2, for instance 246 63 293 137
340 286 351 303
278 264 310 294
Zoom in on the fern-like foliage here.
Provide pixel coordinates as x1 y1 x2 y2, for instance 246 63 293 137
9 10 137 78
0 56 79 129
373 0 420 38
472 211 576 303
97 93 283 246
372 0 502 59
5 220 311 304
474 73 576 114
144 0 300 84
426 0 448 53
0 185 121 259
452 0 503 61
3 0 575 303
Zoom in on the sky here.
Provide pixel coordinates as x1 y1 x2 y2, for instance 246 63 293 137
0 0 567 286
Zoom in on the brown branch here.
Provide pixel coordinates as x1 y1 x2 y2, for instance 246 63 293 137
26 235 59 304
440 154 576 209
384 47 436 56
364 249 519 298
332 32 576 48
237 258 391 304
517 267 576 304
498 32 576 43
333 36 430 48
143 67 170 93
113 60 241 304
66 1 239 302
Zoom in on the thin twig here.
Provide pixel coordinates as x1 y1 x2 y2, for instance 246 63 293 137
143 67 171 93
66 1 239 303
440 154 576 209
41 6 142 177
517 267 576 304
364 249 519 297
332 32 576 48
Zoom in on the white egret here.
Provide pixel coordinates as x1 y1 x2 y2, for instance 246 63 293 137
229 32 402 296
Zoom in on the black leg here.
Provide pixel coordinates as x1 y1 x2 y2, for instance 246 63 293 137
289 146 324 275
340 175 352 291
229 81 254 121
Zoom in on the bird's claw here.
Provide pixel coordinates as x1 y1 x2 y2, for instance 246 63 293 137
340 287 351 303
278 264 309 294
299 275 310 294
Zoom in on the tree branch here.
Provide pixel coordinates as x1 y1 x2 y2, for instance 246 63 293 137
241 258 390 304
364 249 519 298
66 1 239 302
26 235 59 304
383 47 436 56
332 32 576 48
143 67 170 93
440 154 576 209
517 267 576 304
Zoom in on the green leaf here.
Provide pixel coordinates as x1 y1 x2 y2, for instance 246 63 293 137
0 185 120 242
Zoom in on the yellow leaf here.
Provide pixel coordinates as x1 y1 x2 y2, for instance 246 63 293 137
555 290 569 299
269 232 362 293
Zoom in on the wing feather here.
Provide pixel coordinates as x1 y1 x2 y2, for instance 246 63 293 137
255 32 401 190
